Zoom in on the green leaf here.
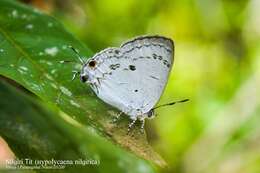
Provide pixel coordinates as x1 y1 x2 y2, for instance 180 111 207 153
0 0 166 168
0 80 155 172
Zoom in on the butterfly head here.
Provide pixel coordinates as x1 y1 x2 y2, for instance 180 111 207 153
68 46 99 84
80 58 98 84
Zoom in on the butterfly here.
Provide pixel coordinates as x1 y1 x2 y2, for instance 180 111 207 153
71 36 188 132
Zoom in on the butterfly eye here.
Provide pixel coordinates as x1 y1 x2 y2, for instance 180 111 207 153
88 60 97 68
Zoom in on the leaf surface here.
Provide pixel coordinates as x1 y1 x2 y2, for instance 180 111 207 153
0 80 156 172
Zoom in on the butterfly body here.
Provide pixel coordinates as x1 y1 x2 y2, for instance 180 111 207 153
79 36 174 130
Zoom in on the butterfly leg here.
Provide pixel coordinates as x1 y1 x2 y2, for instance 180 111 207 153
140 118 145 133
127 117 137 132
112 111 123 123
90 82 99 94
71 70 80 81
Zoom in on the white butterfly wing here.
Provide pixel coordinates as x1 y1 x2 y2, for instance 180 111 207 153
90 36 174 118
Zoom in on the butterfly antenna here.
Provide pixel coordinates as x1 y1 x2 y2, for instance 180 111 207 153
68 45 84 65
59 60 76 64
153 99 189 110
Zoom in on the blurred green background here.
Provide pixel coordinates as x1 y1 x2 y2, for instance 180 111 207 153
20 0 260 172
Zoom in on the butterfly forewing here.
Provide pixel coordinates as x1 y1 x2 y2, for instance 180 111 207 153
90 36 174 118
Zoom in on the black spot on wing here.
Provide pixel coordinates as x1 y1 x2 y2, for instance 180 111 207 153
129 65 136 71
114 50 120 54
109 64 120 70
150 75 159 80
